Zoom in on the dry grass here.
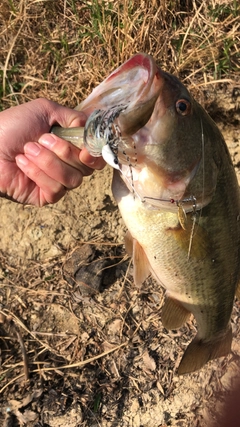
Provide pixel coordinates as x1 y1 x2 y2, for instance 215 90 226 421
0 1 240 426
0 0 239 111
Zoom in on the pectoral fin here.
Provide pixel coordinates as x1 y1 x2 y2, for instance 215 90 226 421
124 231 150 287
169 222 210 260
161 296 191 329
133 239 150 287
178 327 232 375
124 230 134 256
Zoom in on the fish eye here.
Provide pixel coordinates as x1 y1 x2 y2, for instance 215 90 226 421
176 99 191 116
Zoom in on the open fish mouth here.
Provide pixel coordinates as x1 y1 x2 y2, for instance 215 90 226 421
83 106 127 159
52 53 162 159
52 53 217 213
80 53 163 169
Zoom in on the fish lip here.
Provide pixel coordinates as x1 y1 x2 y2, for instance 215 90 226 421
78 53 163 162
79 53 162 118
107 53 155 81
114 54 163 136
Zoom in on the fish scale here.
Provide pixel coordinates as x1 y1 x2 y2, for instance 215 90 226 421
114 153 238 375
52 53 240 374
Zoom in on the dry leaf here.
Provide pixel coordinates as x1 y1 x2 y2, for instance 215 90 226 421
142 350 156 372
107 318 122 336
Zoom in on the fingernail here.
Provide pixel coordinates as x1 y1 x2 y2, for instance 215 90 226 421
38 134 56 148
16 155 29 166
86 157 105 169
24 142 41 156
86 158 97 167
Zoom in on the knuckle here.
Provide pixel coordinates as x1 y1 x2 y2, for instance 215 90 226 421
39 188 65 207
58 143 73 159
42 156 56 171
65 172 83 189
38 97 56 111
48 187 66 204
78 164 94 176
31 167 44 181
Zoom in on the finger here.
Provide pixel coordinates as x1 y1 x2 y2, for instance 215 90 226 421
80 148 106 170
38 133 106 171
15 154 67 204
23 142 93 189
38 133 84 170
36 98 88 129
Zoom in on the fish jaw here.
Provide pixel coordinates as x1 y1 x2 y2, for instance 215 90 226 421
118 160 211 213
77 53 218 211
77 53 163 136
113 67 220 212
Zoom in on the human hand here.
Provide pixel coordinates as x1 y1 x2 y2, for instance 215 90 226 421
0 98 105 206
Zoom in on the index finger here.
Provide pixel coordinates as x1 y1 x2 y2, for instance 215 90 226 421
80 148 106 170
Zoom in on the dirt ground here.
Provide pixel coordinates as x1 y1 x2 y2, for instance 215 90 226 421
0 0 240 425
0 82 240 427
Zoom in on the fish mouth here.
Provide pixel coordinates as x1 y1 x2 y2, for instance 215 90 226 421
53 53 162 160
78 54 216 213
79 53 162 120
78 54 162 157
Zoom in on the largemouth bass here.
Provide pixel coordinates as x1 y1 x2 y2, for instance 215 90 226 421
53 53 240 374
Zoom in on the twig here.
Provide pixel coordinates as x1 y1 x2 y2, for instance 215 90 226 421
0 313 29 382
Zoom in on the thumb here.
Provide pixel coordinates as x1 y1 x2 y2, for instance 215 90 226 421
49 102 88 128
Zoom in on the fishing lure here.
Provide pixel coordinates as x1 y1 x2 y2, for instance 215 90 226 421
51 107 127 170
